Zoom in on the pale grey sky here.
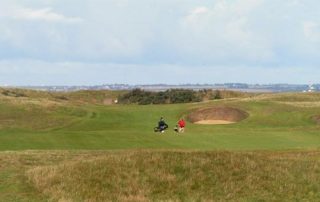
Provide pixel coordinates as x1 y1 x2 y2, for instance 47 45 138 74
0 0 319 85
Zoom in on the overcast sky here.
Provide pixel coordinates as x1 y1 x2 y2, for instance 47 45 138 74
0 0 319 85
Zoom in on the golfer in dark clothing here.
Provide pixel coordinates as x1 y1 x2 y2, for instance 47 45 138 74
158 117 168 133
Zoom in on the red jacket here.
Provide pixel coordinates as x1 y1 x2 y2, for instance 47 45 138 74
178 119 185 127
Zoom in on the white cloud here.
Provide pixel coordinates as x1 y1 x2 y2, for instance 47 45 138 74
185 6 209 24
193 7 208 15
14 7 83 23
178 0 272 63
288 0 302 7
303 21 320 42
0 2 82 23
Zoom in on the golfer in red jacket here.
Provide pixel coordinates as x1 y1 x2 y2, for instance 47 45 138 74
178 118 186 133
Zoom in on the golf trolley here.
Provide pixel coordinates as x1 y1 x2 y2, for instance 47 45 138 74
154 124 168 133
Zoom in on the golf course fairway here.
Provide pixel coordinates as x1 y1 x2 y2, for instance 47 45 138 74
0 89 320 201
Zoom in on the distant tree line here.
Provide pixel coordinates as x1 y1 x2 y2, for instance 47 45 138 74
117 89 222 105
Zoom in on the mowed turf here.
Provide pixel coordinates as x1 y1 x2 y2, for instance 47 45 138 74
0 91 320 150
1 90 320 201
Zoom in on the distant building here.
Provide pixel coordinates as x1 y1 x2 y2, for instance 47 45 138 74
307 85 316 92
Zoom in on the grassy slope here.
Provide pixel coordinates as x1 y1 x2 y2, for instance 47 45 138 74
0 91 319 150
1 90 320 201
0 150 319 201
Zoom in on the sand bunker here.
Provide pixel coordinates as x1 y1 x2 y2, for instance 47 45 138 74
188 107 248 125
195 120 236 125
312 115 320 124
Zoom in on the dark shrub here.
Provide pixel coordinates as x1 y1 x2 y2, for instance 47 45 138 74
118 89 205 105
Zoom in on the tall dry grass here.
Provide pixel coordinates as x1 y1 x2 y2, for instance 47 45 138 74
26 151 320 201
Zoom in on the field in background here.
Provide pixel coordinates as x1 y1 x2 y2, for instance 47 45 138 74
0 88 320 201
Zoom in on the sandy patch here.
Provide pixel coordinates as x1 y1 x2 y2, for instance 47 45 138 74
103 98 113 105
188 106 248 125
195 120 236 125
312 115 320 124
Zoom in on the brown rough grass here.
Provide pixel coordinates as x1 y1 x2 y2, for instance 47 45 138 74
276 101 320 108
0 88 124 106
24 150 320 202
244 92 320 102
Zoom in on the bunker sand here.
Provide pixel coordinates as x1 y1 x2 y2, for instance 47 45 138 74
188 107 248 125
195 120 236 125
312 115 320 124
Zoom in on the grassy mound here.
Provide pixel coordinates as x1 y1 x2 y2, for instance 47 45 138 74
0 88 125 105
188 107 249 124
0 88 124 131
253 92 320 102
24 150 320 201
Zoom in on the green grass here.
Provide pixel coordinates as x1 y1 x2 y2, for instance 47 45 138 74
1 90 320 201
0 92 320 150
